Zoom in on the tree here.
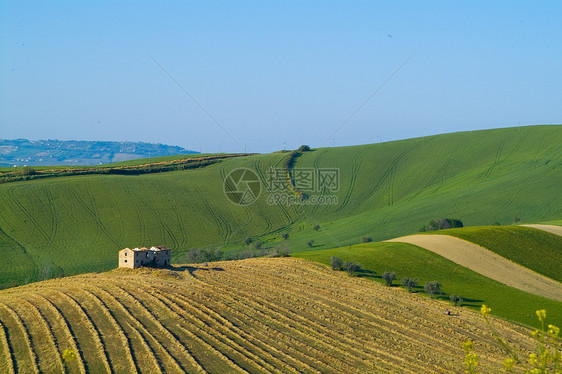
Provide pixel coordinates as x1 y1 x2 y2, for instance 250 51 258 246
402 277 418 292
344 261 361 276
330 256 343 270
313 224 320 231
271 242 290 257
281 233 289 240
244 237 253 246
361 236 373 243
450 294 463 306
307 239 315 247
21 166 36 176
424 281 442 298
420 218 463 232
382 271 396 286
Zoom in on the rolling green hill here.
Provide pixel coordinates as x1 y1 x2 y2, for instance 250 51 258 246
420 225 562 282
0 125 561 288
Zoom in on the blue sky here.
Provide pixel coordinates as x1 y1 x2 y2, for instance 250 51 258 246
1 1 561 153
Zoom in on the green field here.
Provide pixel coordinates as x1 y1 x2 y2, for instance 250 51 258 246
0 125 561 288
294 242 562 327
421 225 562 282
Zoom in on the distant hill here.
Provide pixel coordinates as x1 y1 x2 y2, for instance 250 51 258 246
0 139 198 166
0 125 560 291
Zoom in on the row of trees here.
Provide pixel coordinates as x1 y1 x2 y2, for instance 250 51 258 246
330 260 463 305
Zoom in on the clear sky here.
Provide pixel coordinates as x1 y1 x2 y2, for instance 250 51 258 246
1 1 561 153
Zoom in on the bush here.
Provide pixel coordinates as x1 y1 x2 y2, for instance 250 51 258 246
313 224 320 231
271 242 290 257
244 237 253 246
420 218 463 232
382 271 396 286
450 294 463 306
402 277 418 292
344 261 361 276
307 239 315 247
330 256 343 270
253 241 263 250
424 281 442 298
297 145 311 152
281 233 289 240
361 236 373 243
186 247 223 263
21 166 36 176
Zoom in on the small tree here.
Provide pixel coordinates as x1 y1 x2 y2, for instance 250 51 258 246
21 166 36 176
344 261 361 276
281 233 289 240
244 237 253 246
402 277 418 293
450 294 463 306
271 242 290 257
424 281 442 298
297 145 311 152
361 236 373 243
330 256 343 270
382 271 396 287
307 239 315 247
313 224 320 231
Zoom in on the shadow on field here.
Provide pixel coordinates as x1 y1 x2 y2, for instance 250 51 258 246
170 265 224 277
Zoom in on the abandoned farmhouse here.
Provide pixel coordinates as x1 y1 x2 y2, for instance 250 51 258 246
118 246 171 269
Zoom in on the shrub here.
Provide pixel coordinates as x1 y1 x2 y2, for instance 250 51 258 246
402 277 418 292
424 281 442 298
382 271 396 287
253 241 263 250
450 294 463 306
271 242 290 257
297 145 311 152
344 261 361 276
281 233 289 240
313 224 320 231
307 239 315 247
420 218 463 232
330 256 343 270
244 237 253 246
361 236 373 243
21 166 36 176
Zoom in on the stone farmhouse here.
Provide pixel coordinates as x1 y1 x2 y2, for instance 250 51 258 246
118 246 171 269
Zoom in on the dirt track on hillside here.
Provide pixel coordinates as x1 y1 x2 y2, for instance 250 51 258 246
521 224 562 237
387 234 562 302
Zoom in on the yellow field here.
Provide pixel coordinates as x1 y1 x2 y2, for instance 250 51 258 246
0 258 536 373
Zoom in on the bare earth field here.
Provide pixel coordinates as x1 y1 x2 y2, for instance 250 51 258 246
0 258 536 373
521 224 562 237
387 235 562 302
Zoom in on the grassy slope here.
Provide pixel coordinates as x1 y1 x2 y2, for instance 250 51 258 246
0 258 538 373
283 125 562 250
294 243 562 327
0 125 561 287
420 226 562 282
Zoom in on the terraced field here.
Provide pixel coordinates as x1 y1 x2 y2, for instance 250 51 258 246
0 258 537 373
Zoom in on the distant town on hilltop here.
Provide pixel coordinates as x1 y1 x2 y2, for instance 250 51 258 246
0 139 198 167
